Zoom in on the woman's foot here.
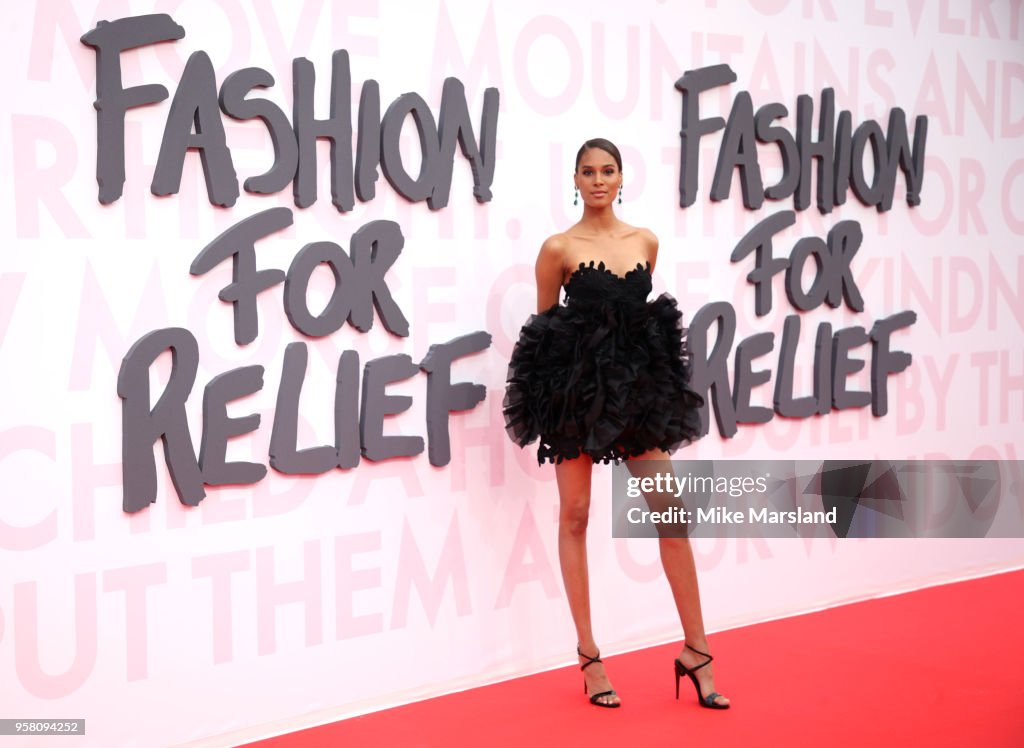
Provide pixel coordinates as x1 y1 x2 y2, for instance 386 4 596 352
676 641 730 707
577 646 621 707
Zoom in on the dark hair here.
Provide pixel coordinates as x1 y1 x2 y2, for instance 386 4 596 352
575 138 622 172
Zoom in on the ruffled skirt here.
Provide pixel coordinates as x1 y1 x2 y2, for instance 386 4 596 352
503 294 705 464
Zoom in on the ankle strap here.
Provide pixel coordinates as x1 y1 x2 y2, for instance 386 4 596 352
686 642 713 661
577 646 602 671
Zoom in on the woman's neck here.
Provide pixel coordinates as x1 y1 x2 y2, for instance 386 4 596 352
578 205 619 233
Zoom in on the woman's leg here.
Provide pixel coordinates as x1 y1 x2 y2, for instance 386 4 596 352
628 450 730 706
555 454 620 706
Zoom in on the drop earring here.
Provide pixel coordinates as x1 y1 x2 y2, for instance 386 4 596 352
618 185 623 204
574 187 579 206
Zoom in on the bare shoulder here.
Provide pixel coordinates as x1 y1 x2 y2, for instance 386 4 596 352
537 232 571 268
632 226 659 264
539 231 570 256
634 226 658 246
535 233 568 311
615 222 658 244
536 232 569 277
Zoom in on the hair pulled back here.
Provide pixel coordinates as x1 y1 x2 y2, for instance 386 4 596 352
574 138 622 172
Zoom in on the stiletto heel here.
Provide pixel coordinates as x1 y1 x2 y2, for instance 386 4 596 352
577 646 620 708
673 643 729 709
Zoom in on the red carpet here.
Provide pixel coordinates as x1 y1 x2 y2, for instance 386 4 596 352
242 570 1024 748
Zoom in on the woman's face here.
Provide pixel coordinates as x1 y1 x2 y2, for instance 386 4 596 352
574 148 622 208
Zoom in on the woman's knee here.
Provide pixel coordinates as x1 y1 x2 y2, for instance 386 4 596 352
559 500 590 536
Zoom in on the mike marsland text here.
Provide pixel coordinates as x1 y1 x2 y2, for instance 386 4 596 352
626 506 839 525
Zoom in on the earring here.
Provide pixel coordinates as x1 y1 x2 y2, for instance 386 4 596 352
574 187 579 206
618 185 623 204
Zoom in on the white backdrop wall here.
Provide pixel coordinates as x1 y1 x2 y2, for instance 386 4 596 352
2 1 1023 746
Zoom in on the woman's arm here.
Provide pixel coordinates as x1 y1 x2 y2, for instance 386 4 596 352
535 234 566 313
643 228 660 274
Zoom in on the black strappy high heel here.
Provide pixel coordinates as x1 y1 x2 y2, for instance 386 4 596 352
674 643 729 709
577 646 620 708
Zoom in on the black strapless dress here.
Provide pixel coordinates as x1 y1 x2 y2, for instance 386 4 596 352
503 260 705 465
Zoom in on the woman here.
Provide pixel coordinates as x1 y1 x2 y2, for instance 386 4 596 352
503 138 730 710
